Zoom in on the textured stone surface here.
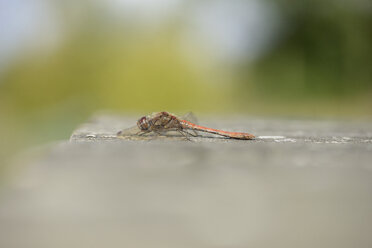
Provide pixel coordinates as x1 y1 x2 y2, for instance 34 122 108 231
1 114 372 248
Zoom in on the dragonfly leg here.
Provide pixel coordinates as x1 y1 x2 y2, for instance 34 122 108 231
177 130 193 141
153 130 165 137
182 129 198 137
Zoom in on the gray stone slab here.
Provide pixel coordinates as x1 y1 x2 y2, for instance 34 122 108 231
1 114 372 248
70 114 372 144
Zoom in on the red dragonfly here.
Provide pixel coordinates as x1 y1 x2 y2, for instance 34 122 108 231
117 112 255 140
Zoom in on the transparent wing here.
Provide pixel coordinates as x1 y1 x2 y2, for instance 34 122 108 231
181 112 199 124
117 125 142 137
180 112 199 137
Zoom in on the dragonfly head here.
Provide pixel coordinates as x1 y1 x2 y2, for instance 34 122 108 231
137 116 150 131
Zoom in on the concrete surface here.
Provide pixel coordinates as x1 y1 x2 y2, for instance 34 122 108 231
1 114 372 248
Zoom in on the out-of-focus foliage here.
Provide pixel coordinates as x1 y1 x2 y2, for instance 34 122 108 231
0 0 371 173
249 0 372 97
234 0 372 116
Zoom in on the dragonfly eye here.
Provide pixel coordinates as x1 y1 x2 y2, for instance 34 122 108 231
137 116 149 131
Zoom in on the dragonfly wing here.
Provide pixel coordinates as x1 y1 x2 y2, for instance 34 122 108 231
117 125 142 137
181 112 199 124
181 112 199 136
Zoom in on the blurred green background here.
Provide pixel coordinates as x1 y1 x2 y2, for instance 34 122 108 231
0 0 371 172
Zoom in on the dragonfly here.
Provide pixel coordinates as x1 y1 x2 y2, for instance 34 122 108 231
117 112 255 140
